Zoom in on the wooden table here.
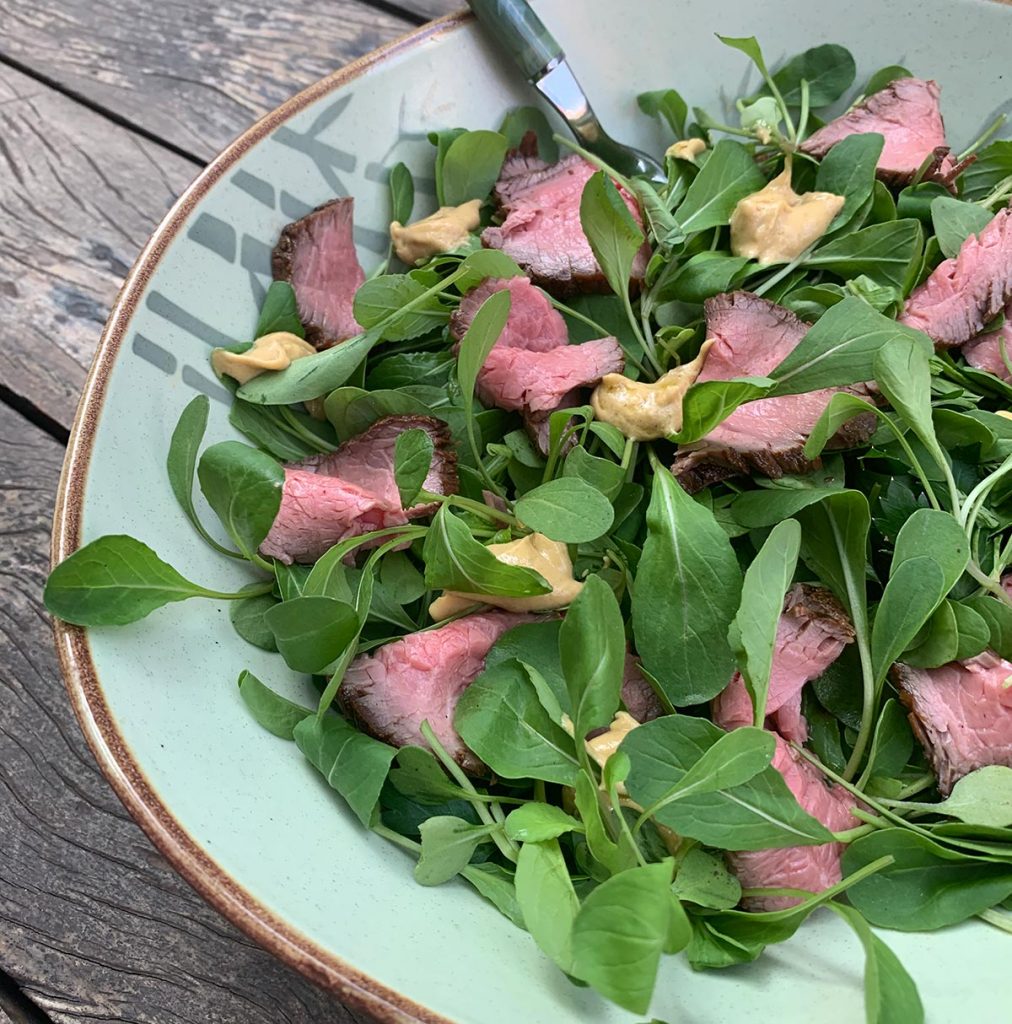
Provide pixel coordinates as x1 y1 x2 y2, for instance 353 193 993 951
0 2 459 1019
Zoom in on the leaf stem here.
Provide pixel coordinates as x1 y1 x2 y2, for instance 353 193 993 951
418 491 518 528
420 720 517 862
373 823 422 855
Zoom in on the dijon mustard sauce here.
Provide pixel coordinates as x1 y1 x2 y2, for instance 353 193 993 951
390 199 482 264
428 533 582 620
211 331 316 385
590 340 714 441
730 168 844 264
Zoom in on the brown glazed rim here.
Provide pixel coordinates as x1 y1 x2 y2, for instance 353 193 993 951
50 11 471 1024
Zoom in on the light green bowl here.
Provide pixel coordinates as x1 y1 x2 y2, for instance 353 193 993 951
53 2 1011 1020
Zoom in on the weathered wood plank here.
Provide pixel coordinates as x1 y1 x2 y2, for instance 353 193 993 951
391 0 461 20
0 66 196 428
0 405 368 1024
0 0 416 161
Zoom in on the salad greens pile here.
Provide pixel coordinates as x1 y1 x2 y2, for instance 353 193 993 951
45 34 1012 1021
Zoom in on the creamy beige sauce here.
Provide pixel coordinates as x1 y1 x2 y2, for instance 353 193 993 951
730 169 845 264
428 533 582 621
665 138 707 162
390 199 482 264
211 332 316 385
997 411 1012 421
591 340 714 441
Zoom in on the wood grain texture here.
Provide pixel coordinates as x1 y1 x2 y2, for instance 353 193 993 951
0 404 369 1024
0 65 195 429
0 0 416 161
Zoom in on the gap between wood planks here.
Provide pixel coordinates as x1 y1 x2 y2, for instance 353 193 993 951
0 964 56 1024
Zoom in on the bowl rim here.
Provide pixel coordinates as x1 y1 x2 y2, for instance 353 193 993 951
50 11 472 1023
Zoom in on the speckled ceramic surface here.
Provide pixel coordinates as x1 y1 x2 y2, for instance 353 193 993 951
53 2 1012 1021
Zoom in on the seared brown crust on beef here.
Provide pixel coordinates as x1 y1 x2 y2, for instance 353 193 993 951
800 78 973 193
272 198 365 350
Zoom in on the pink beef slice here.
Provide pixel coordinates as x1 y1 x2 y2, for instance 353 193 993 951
800 78 970 191
259 469 408 565
482 151 650 296
523 388 583 459
673 293 877 492
339 611 533 772
622 654 665 722
476 336 624 415
726 736 861 911
963 308 1012 380
261 416 457 565
301 415 457 516
450 276 568 352
713 585 854 744
272 198 365 350
894 653 1012 795
900 209 1012 349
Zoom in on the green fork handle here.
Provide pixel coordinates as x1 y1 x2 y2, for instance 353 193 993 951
466 0 564 82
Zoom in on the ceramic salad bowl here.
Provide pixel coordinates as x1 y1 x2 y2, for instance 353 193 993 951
52 1 1012 1020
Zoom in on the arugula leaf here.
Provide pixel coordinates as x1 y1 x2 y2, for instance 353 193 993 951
571 861 676 1013
637 88 688 136
632 464 742 705
965 593 1012 659
498 106 558 161
771 43 856 107
674 140 765 233
861 65 912 96
930 196 993 259
652 252 751 305
229 590 279 651
671 847 742 910
671 377 775 444
580 170 646 298
514 839 580 973
804 392 880 460
959 140 1012 202
264 596 360 674
514 477 615 543
454 659 580 785
428 127 466 206
229 399 337 463
461 862 524 926
843 829 1012 929
394 428 434 508
829 903 925 1024
422 506 550 597
770 297 931 397
294 713 397 827
560 574 625 736
622 716 834 849
730 519 801 722
353 275 450 342
414 816 497 886
804 219 923 293
237 670 311 739
237 331 379 405
388 161 414 225
504 803 583 843
860 699 914 785
44 535 242 626
905 766 1012 828
441 130 508 206
255 281 305 338
814 133 885 231
197 441 284 561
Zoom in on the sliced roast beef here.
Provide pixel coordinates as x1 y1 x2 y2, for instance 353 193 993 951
800 78 969 190
963 310 1012 380
900 209 1012 349
476 336 624 415
261 415 457 564
482 150 649 295
260 469 408 565
302 415 457 517
272 198 365 350
340 610 532 772
523 389 583 458
713 585 854 743
450 276 568 352
621 654 665 722
726 736 861 910
673 293 877 491
894 653 1012 795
